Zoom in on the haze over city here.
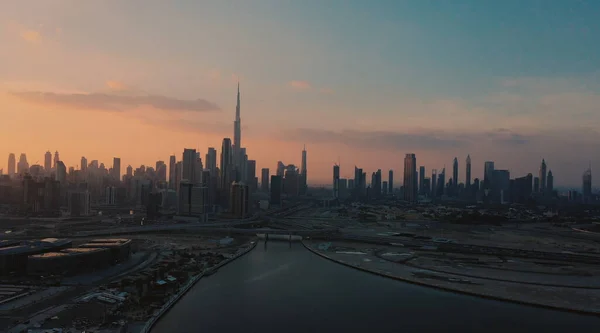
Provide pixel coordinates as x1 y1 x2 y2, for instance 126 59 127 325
2 0 600 185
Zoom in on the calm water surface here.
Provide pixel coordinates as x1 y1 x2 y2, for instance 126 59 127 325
151 241 599 333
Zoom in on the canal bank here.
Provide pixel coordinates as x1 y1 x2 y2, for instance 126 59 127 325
141 241 258 333
302 240 600 317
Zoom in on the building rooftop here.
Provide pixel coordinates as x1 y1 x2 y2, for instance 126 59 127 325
88 238 130 244
29 252 70 258
62 247 105 253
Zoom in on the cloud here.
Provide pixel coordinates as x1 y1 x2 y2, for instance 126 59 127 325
20 30 42 43
281 128 531 151
319 87 335 95
10 91 220 112
105 80 131 91
288 80 312 90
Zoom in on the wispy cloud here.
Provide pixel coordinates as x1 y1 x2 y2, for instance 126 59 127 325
288 80 312 90
281 128 531 151
10 91 220 112
20 30 42 43
105 80 131 91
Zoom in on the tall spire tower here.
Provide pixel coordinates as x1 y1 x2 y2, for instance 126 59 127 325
233 82 242 169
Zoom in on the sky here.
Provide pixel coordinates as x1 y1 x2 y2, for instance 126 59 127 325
1 0 600 186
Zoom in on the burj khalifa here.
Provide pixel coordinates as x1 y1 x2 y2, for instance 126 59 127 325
233 82 242 176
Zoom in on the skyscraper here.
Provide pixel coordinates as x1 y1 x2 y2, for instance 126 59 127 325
169 155 176 189
466 155 471 187
533 176 540 193
547 170 554 192
452 157 458 188
583 166 592 200
44 151 52 172
270 175 282 205
112 157 121 181
182 149 197 183
403 154 417 202
230 182 249 218
261 168 270 192
419 166 425 195
81 156 88 174
333 164 340 198
233 83 242 171
276 161 285 177
484 161 495 190
247 160 257 192
156 160 167 182
206 147 217 175
539 159 547 193
7 153 16 177
431 169 437 198
300 145 307 194
56 161 67 184
53 151 59 169
220 138 233 190
17 153 29 175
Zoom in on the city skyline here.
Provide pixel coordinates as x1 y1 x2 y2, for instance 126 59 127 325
2 1 600 186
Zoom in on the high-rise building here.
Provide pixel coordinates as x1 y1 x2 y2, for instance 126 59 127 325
206 147 217 175
539 159 547 193
512 173 533 204
220 138 233 190
388 170 394 193
431 169 437 198
419 166 425 195
270 175 282 205
112 157 121 181
583 167 592 200
56 161 67 184
452 157 458 188
339 178 348 198
233 83 242 171
533 176 540 193
284 165 300 197
81 156 88 174
169 155 177 189
492 169 510 203
126 165 133 177
382 181 388 195
17 153 29 175
484 161 495 190
182 149 197 183
156 160 167 182
261 168 270 192
247 160 257 192
178 181 209 217
44 151 52 172
53 151 59 169
7 153 16 177
69 190 90 216
374 169 382 198
546 170 554 193
466 155 471 187
403 154 417 202
276 161 285 177
300 145 307 194
333 164 340 198
194 155 204 185
230 182 249 218
437 169 446 197
105 186 116 205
